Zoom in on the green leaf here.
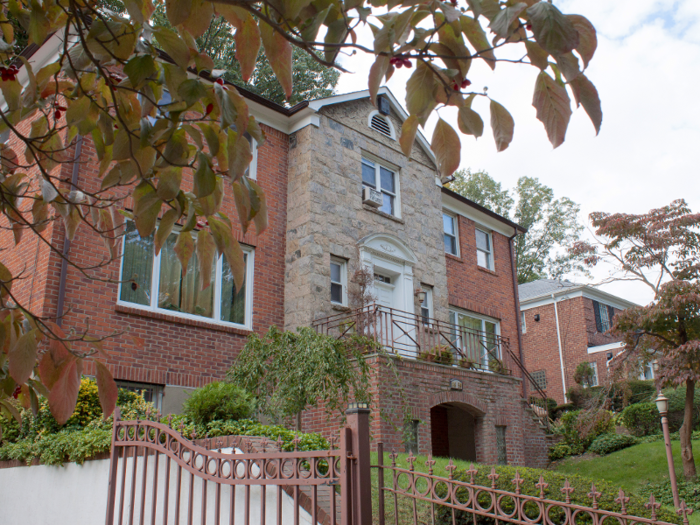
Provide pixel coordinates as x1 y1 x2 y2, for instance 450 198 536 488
532 70 572 149
458 106 484 138
162 129 190 166
399 115 419 157
124 55 156 89
8 329 37 384
527 2 580 56
48 357 81 426
194 152 216 198
178 79 207 107
0 78 20 111
431 118 461 179
209 216 245 290
570 73 602 135
181 0 214 38
198 123 220 157
28 6 49 45
174 230 195 273
227 132 252 182
166 0 191 27
525 40 549 70
554 52 581 82
259 21 292 100
196 229 216 290
155 208 180 255
133 181 162 237
406 62 435 121
217 6 260 83
460 16 496 70
232 180 251 235
489 3 527 40
94 361 118 419
65 96 91 128
153 27 191 70
247 179 268 235
368 55 390 106
568 14 597 69
246 117 265 147
157 166 182 200
123 0 155 25
489 99 514 152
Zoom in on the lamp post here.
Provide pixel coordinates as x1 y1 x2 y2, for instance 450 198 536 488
656 392 681 509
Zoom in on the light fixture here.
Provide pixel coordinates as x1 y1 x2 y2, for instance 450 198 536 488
415 289 427 303
655 392 669 416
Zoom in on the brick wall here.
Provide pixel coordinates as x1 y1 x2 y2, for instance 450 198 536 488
521 295 625 404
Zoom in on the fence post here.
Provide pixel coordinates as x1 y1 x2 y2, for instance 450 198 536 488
346 403 372 525
105 407 120 525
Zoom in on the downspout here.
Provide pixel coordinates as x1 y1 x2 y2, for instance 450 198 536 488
552 293 568 403
56 136 83 327
508 230 527 399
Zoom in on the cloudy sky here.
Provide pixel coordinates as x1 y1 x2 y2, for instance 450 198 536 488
334 0 700 306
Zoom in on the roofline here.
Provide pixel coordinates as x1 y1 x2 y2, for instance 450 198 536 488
441 186 527 234
519 284 639 310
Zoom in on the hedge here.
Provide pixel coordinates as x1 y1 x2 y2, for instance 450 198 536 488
619 402 660 437
587 433 638 455
435 465 679 525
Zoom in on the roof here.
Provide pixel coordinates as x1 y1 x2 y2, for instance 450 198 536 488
441 187 527 234
518 279 639 310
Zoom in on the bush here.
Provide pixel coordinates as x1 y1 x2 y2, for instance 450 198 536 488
183 382 255 425
566 384 605 410
435 465 679 525
573 362 596 387
588 433 638 455
552 403 575 419
619 402 660 437
548 443 572 461
418 346 454 366
638 480 700 513
557 409 613 454
664 386 700 432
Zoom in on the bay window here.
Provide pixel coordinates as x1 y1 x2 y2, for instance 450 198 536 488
118 221 254 328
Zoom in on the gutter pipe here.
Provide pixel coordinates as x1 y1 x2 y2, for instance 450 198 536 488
552 293 568 402
508 230 527 399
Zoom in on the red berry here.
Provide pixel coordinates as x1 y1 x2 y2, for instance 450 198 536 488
206 103 213 115
453 84 459 91
403 59 412 68
395 61 403 68
461 79 471 88
12 384 21 399
215 78 224 85
54 110 62 119
526 22 533 30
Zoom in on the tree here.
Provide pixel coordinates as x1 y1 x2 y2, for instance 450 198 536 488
0 0 603 431
449 170 587 283
575 200 700 480
228 326 377 428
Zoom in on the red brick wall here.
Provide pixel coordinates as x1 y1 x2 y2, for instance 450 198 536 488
7 124 289 389
521 296 625 404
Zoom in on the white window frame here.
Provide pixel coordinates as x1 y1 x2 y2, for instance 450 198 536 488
449 308 501 366
420 286 433 323
475 228 493 270
116 380 164 412
521 311 527 334
443 212 459 256
589 361 599 387
367 110 397 140
330 256 347 306
246 137 258 180
117 224 255 330
597 302 612 332
361 154 401 218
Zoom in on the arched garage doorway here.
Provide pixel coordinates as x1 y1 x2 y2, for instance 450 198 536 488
430 402 481 461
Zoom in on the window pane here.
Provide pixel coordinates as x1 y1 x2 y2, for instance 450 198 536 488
158 234 215 318
380 167 395 193
444 234 456 255
362 159 376 186
443 214 454 235
331 282 343 303
380 192 394 215
120 221 154 306
477 250 489 268
330 262 341 283
476 230 490 251
220 254 247 324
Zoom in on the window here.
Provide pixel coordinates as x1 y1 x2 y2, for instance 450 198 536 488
641 362 655 381
420 286 433 324
593 301 615 332
496 426 507 465
475 229 493 270
449 309 500 369
589 361 599 387
330 257 347 306
244 134 258 180
375 273 391 284
521 311 527 333
116 381 163 411
362 157 399 216
531 370 547 390
403 419 419 454
443 213 458 255
368 110 396 139
118 221 254 329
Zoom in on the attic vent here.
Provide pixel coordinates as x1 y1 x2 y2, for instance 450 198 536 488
371 114 393 138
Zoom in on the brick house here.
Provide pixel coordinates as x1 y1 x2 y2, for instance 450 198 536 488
1 38 551 466
519 279 645 404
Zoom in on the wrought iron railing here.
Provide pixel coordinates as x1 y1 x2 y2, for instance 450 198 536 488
312 304 551 430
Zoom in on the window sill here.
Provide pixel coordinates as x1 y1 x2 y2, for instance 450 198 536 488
477 265 498 277
115 304 253 335
332 304 351 312
362 204 405 224
445 253 463 263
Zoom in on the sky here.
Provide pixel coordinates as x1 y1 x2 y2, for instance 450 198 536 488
332 0 700 306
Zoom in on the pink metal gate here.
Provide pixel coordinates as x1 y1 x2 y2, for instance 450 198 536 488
104 405 372 525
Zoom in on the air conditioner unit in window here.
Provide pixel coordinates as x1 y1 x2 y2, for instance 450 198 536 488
363 186 383 207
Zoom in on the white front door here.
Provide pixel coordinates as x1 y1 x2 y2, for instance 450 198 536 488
375 274 395 308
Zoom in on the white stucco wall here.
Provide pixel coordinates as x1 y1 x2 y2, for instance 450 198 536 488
0 449 315 525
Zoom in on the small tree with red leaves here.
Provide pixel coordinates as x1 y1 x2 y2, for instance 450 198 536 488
574 199 700 480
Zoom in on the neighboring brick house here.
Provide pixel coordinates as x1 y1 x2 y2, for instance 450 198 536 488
1 39 552 467
519 279 643 404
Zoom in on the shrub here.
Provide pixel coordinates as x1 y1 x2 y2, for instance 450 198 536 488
488 358 507 375
548 443 572 461
638 480 700 513
203 419 329 451
183 382 255 425
566 384 605 410
664 386 700 432
418 346 454 366
552 403 575 419
588 433 638 455
435 465 679 525
619 402 660 437
558 409 613 454
573 362 596 387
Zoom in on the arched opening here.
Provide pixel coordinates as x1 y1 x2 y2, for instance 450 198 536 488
430 402 479 461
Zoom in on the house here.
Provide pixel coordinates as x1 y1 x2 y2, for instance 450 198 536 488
519 279 644 404
1 35 552 467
